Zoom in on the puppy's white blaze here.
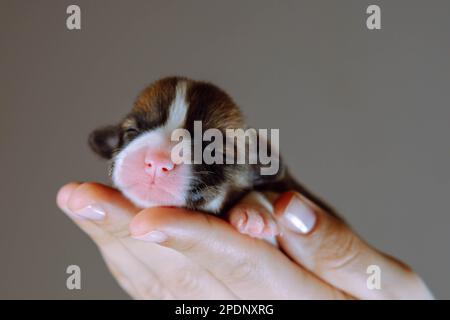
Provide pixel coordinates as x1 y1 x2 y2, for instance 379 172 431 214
165 81 188 133
111 84 192 208
111 81 192 208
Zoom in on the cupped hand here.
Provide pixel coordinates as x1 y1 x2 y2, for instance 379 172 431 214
57 182 433 299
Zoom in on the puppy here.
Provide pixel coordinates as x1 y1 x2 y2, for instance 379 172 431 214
89 77 329 239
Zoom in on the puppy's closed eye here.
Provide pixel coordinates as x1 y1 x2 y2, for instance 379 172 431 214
122 127 140 140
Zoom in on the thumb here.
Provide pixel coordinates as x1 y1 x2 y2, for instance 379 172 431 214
274 191 433 299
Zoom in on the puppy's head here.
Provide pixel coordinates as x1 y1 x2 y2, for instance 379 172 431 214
89 77 250 212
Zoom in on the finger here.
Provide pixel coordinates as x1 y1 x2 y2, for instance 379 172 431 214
58 182 140 241
274 191 434 299
121 237 238 300
57 182 232 300
129 207 349 299
57 183 174 299
98 239 174 299
100 251 140 298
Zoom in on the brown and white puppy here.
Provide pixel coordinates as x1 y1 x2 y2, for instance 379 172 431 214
89 77 329 239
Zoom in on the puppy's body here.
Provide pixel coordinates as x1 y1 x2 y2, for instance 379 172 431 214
89 77 331 238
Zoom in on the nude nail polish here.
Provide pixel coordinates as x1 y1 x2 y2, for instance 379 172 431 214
73 204 106 220
281 195 316 234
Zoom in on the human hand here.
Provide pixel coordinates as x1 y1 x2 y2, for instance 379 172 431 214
57 182 433 299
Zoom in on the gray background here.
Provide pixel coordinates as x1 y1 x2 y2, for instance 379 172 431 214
0 0 449 299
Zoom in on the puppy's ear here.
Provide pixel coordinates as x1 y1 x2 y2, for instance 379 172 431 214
88 125 121 159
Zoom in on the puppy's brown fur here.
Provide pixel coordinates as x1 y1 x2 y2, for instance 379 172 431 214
89 77 336 216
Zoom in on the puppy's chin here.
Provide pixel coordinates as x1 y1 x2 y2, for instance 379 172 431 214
111 132 192 209
112 162 192 209
116 183 188 209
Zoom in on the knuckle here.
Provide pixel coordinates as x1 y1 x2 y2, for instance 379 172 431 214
315 221 362 271
138 278 170 300
174 268 200 293
175 234 204 253
107 224 130 239
92 232 116 246
174 214 214 252
227 258 259 283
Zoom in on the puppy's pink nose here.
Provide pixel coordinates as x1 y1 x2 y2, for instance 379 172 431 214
144 152 175 178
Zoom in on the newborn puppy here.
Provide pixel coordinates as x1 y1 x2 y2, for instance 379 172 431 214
89 77 322 239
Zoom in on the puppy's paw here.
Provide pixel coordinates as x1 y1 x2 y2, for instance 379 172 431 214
229 204 279 239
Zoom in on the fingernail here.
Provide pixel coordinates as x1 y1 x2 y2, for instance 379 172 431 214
132 231 167 243
73 204 106 221
281 194 316 234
